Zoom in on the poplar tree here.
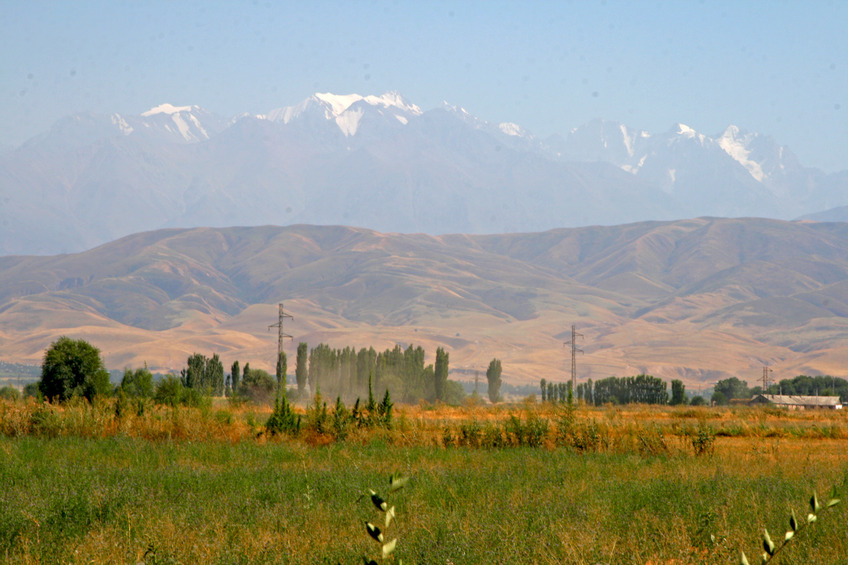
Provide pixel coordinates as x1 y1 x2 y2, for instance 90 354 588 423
276 351 288 393
231 360 240 395
486 358 502 403
296 342 308 393
434 347 449 402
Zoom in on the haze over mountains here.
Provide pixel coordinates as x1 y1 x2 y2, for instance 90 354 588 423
2 92 846 256
3 219 848 386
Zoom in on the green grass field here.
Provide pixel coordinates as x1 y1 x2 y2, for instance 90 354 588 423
0 399 846 564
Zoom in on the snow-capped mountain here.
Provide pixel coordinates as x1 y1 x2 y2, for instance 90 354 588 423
133 103 226 142
0 92 845 255
263 91 422 136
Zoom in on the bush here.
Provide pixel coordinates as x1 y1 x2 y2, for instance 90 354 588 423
153 375 185 407
0 385 20 402
120 366 154 398
266 394 301 436
23 382 42 400
238 369 276 404
692 423 716 456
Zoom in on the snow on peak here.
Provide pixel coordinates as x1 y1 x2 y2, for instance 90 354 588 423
718 125 765 182
110 113 133 136
139 103 209 141
671 123 707 145
141 103 195 117
263 92 421 136
313 91 422 118
675 123 696 137
498 122 524 137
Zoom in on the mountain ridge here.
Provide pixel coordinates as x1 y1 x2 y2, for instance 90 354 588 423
3 219 848 387
1 91 846 256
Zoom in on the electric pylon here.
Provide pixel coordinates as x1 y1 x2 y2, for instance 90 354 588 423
268 302 293 367
564 324 583 391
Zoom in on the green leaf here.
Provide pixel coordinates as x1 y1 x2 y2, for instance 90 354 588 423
760 554 768 565
762 528 775 556
810 492 821 513
389 473 409 493
789 509 798 532
385 506 395 529
382 538 397 558
366 522 383 543
784 530 794 542
740 550 750 565
827 498 840 508
807 513 817 524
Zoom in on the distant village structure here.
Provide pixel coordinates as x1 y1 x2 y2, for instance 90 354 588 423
749 394 843 410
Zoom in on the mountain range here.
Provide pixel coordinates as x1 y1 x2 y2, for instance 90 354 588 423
3 219 848 387
2 92 846 256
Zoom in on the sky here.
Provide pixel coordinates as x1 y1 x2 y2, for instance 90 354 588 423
2 0 846 171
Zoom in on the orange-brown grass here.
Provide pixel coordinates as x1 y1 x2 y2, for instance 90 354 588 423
1 398 846 564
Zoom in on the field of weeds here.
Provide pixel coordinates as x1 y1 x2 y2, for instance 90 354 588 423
0 397 846 564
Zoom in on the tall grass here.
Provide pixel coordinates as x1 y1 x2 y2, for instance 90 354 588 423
0 398 846 563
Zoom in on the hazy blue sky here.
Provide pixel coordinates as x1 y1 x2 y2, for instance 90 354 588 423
2 0 846 170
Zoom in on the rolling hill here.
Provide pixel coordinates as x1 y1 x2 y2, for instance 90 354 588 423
3 218 848 388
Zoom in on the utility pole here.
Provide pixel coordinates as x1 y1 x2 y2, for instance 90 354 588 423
268 302 293 371
564 324 583 391
761 366 773 394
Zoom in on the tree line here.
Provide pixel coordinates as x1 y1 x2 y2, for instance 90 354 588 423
539 374 674 406
23 337 506 407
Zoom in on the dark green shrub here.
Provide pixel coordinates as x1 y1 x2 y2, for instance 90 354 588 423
153 375 184 407
266 394 301 436
331 397 351 440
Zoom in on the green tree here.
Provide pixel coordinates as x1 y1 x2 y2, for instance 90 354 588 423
230 360 240 395
239 368 276 404
276 351 288 392
207 353 224 396
714 377 749 401
540 378 547 402
434 347 449 402
120 366 154 398
670 379 687 406
182 353 206 389
296 342 308 393
486 358 502 403
38 337 111 402
711 390 728 406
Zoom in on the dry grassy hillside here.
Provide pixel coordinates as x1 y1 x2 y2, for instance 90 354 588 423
3 218 848 387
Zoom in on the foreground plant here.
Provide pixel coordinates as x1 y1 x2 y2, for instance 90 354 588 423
740 489 840 564
360 472 409 564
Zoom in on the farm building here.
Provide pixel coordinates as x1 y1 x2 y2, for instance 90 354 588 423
749 394 843 410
